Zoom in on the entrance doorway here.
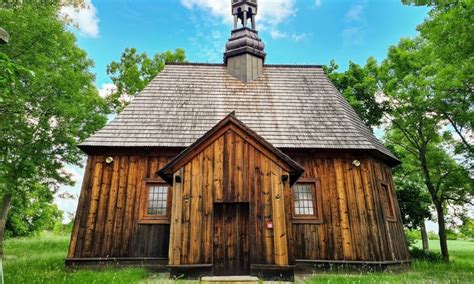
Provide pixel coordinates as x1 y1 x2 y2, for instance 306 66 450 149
213 203 250 275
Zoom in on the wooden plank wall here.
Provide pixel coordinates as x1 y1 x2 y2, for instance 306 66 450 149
289 152 409 262
168 129 293 267
68 153 177 258
68 145 408 264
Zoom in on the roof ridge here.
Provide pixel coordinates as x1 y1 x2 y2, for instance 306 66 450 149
166 62 323 68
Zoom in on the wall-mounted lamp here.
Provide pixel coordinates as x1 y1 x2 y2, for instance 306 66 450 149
105 156 114 164
281 174 289 182
352 160 361 167
175 175 182 183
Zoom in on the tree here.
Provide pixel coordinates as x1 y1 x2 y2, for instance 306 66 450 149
0 3 108 261
403 0 474 167
5 184 63 238
380 38 474 261
324 58 389 128
106 47 187 112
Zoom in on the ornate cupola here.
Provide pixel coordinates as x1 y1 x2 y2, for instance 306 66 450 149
224 0 266 83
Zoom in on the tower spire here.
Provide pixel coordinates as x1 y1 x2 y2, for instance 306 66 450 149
224 0 266 83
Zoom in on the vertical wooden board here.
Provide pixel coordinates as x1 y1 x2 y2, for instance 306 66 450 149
234 134 244 201
283 170 295 264
189 152 203 263
224 130 236 202
321 159 333 260
375 162 395 260
131 157 148 244
102 156 121 256
248 145 257 263
253 149 264 263
226 204 235 273
242 140 249 203
271 163 288 266
213 135 224 202
240 203 250 273
169 168 184 264
312 159 327 260
121 155 138 255
112 156 129 256
262 156 274 264
360 159 381 260
352 162 370 260
386 166 409 260
148 157 159 178
327 159 343 260
180 162 192 264
213 204 225 275
202 144 214 263
343 161 361 260
92 161 114 256
68 157 94 258
83 160 104 256
334 159 353 260
368 160 390 260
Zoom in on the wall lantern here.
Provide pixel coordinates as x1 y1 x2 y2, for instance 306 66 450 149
175 175 182 183
281 174 289 182
352 160 361 167
105 157 114 164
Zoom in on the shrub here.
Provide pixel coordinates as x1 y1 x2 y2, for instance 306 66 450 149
446 229 459 240
409 247 443 262
405 229 420 248
428 231 439 240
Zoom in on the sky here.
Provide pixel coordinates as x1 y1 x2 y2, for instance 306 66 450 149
57 0 435 228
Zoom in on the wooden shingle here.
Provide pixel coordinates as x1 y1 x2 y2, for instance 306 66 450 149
80 63 398 163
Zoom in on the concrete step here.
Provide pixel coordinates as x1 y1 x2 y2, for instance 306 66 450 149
201 275 259 284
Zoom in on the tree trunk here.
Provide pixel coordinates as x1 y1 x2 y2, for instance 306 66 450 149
0 194 12 259
434 201 449 261
420 220 430 252
419 148 449 261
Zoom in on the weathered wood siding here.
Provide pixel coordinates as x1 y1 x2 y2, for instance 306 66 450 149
288 152 409 262
168 129 294 267
68 148 408 264
68 153 177 258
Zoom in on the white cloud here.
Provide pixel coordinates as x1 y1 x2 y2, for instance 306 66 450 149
291 32 307 42
314 0 322 7
60 0 100 38
98 83 116 98
181 0 296 40
345 4 364 23
270 29 287 39
342 26 364 45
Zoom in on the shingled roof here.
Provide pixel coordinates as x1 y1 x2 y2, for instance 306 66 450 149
80 63 398 164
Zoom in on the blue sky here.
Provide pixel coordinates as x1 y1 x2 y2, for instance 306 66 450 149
58 0 432 224
67 0 428 92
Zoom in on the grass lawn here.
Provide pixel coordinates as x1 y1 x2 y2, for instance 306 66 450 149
3 232 474 283
304 240 474 283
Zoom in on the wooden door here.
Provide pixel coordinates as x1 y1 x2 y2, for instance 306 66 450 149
213 203 250 275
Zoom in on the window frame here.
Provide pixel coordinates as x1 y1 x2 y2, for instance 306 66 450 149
139 178 172 224
379 180 397 222
291 178 323 224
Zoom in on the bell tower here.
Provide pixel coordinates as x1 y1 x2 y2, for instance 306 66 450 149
224 0 266 83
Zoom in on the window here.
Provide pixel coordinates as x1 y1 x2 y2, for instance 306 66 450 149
140 181 171 224
380 181 396 221
292 178 322 223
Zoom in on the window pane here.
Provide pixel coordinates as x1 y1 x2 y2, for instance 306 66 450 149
147 185 169 216
293 183 316 216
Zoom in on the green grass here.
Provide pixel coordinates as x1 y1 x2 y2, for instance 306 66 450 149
3 232 148 283
3 233 473 283
304 240 474 283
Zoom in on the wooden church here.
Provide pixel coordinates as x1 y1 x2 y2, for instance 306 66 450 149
66 0 409 280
